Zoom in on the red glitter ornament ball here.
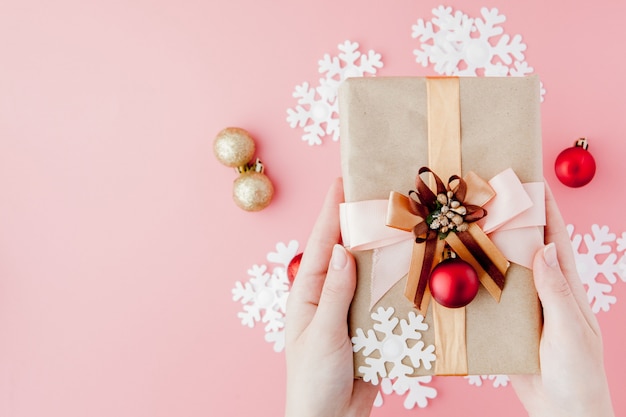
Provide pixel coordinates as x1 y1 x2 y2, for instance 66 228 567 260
555 138 596 188
429 257 480 308
287 252 303 283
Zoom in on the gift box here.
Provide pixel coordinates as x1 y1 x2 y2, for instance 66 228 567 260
338 76 544 378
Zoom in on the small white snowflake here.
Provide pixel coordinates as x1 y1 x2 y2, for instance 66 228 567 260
568 224 626 313
411 6 545 101
466 375 509 388
286 40 383 146
352 306 436 385
232 240 299 351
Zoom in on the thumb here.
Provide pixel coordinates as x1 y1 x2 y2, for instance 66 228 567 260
533 243 581 327
313 244 357 332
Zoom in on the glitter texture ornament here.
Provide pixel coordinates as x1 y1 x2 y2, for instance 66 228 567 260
555 138 596 188
233 167 273 211
214 127 256 167
214 127 274 211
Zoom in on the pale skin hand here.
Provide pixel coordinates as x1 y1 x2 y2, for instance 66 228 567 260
284 178 377 417
510 184 615 417
285 179 615 417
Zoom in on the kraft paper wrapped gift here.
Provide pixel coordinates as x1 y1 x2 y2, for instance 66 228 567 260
338 76 545 378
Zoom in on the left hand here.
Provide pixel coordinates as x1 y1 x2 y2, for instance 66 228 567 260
284 178 378 417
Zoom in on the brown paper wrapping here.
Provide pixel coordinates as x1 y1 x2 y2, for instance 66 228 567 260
339 76 543 376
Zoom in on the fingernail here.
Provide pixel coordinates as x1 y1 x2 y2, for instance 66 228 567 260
331 244 348 270
543 243 559 268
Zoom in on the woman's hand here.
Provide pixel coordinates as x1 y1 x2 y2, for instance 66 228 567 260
510 184 615 417
284 178 377 417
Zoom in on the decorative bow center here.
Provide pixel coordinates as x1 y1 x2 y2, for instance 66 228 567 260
387 166 509 314
429 191 470 234
408 167 488 244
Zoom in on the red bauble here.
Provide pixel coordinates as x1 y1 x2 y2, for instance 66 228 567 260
287 252 303 283
555 138 596 188
429 258 480 308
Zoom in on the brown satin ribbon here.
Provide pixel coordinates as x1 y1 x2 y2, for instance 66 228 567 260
386 77 511 375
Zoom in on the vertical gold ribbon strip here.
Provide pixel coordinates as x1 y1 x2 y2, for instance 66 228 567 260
426 77 469 376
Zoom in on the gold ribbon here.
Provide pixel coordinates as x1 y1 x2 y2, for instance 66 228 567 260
386 77 511 375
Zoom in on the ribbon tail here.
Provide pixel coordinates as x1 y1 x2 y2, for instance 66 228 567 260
370 239 414 310
446 224 509 302
404 238 445 315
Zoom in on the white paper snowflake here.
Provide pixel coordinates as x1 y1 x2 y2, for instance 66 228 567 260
352 306 436 385
466 375 510 388
411 6 545 100
412 6 528 76
266 240 300 266
568 224 626 313
286 40 383 146
232 240 299 352
374 376 438 409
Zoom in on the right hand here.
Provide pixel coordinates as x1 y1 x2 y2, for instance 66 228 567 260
510 184 615 417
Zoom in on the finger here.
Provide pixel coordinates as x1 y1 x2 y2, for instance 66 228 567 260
310 244 357 338
533 243 582 325
297 177 345 282
543 183 578 282
286 178 344 338
543 183 598 328
533 243 598 336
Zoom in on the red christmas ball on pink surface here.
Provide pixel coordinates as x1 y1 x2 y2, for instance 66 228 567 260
555 138 596 188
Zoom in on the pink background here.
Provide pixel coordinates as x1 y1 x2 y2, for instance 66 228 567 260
0 0 624 416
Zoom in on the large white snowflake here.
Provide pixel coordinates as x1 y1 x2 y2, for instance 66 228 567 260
352 307 436 385
232 240 299 352
411 6 546 100
568 224 626 313
286 40 383 146
412 6 530 77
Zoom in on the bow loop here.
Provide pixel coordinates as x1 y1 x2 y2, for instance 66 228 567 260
463 205 487 223
414 167 445 209
407 191 431 218
448 175 466 202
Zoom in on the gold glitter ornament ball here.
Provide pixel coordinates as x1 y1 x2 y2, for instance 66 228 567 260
233 171 274 211
213 127 255 168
